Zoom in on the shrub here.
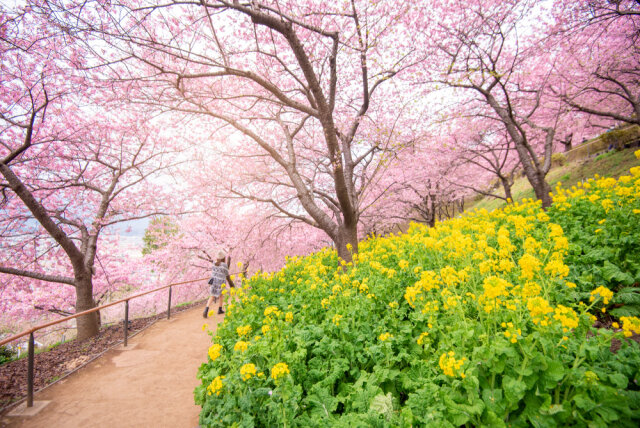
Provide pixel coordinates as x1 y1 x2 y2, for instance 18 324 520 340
0 345 17 365
600 126 640 150
551 152 567 166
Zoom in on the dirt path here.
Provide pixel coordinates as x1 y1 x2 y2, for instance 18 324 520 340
3 304 218 428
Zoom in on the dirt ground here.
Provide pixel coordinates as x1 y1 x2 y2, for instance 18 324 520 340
0 302 206 408
1 304 219 428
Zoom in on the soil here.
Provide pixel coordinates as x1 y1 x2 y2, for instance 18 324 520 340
0 300 204 410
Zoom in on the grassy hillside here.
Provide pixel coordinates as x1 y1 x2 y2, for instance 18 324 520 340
468 148 640 213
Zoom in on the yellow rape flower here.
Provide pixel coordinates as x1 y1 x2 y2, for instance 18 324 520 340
590 286 614 305
422 300 439 314
417 332 429 345
439 351 466 378
554 305 579 332
497 258 515 273
234 341 249 353
240 363 257 381
379 332 393 341
482 276 510 300
264 306 280 317
236 325 252 337
271 362 290 380
332 314 343 326
518 253 540 280
207 375 225 396
548 223 564 238
208 344 223 361
620 316 640 337
544 253 570 278
527 296 554 325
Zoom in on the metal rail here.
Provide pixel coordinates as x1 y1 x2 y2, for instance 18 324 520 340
0 275 223 408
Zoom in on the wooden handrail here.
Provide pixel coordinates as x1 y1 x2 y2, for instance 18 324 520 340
0 276 213 347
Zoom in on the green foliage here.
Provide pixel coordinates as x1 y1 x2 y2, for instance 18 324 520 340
142 216 179 255
0 345 17 365
196 165 640 426
600 126 640 149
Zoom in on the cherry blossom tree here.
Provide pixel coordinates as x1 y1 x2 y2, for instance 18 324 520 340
446 123 520 203
419 0 571 208
0 6 184 339
141 199 329 289
551 0 640 127
35 0 425 262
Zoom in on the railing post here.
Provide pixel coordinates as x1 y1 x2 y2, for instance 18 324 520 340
123 300 129 347
167 286 172 320
27 332 34 408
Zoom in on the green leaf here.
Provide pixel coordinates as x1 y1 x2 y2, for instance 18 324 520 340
595 406 620 423
369 392 394 422
613 288 640 305
610 305 640 318
584 248 610 262
539 403 565 415
540 360 565 389
601 261 635 285
482 410 506 427
572 393 596 411
482 388 504 413
608 373 628 389
503 375 527 403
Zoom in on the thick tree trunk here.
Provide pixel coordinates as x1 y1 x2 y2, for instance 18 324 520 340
335 222 358 263
75 273 100 341
531 174 553 209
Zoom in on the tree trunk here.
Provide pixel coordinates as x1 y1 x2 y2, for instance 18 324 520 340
75 274 100 341
561 133 573 152
531 174 553 209
335 222 358 263
501 177 513 202
428 193 436 227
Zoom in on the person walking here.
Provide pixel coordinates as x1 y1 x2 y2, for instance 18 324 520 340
203 250 235 318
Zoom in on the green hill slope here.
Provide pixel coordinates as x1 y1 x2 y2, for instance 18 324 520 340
469 148 640 213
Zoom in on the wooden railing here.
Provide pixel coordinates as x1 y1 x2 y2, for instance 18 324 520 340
0 276 215 408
